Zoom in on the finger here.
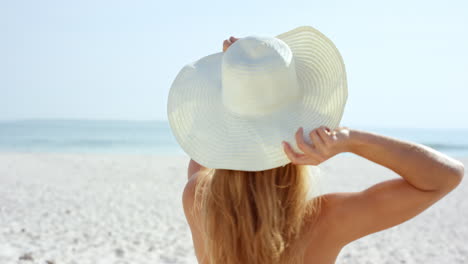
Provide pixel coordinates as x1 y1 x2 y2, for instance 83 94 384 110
309 129 326 152
295 128 325 161
229 36 239 42
282 141 304 164
283 141 322 165
295 127 315 154
223 39 232 52
317 126 332 145
321 126 331 135
282 141 298 163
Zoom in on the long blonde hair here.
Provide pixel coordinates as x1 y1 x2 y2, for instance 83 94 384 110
193 163 323 264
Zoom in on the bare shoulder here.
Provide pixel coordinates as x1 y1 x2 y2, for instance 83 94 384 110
183 173 201 214
316 178 461 247
182 173 209 264
183 170 211 216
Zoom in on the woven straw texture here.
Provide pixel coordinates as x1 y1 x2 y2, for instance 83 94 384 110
167 25 347 171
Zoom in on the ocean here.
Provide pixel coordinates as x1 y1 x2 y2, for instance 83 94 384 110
0 120 467 158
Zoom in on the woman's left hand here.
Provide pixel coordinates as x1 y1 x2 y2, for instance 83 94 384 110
223 36 239 52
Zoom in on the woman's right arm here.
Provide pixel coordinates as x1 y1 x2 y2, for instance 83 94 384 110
282 126 464 246
347 129 464 191
327 128 464 246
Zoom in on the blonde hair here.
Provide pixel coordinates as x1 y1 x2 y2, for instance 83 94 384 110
193 163 323 264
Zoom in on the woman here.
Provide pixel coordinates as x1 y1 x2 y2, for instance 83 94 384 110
169 29 465 263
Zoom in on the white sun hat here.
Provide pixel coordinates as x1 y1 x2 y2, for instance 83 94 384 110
167 25 348 171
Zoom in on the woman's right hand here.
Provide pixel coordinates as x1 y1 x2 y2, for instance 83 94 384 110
282 126 352 165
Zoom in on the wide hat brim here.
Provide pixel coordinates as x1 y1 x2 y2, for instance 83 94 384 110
167 25 348 171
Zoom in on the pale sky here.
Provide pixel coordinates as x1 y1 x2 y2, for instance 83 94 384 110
1 0 467 129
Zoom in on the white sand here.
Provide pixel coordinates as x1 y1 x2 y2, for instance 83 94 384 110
0 152 466 264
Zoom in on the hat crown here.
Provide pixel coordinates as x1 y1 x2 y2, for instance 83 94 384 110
221 36 302 117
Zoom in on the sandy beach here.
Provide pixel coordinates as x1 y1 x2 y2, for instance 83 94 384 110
0 152 466 264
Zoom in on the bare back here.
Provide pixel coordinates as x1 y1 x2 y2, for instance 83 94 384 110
183 175 343 264
183 174 460 264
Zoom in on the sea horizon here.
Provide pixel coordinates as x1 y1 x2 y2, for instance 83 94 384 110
1 119 467 158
